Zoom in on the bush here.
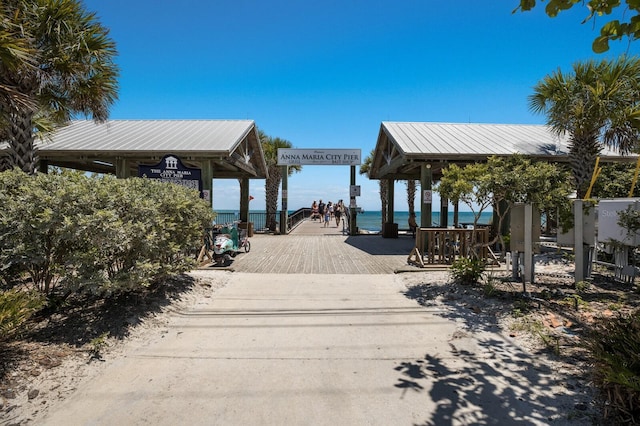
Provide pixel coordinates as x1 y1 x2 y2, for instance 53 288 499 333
0 289 44 340
0 169 215 299
449 257 486 285
585 309 640 424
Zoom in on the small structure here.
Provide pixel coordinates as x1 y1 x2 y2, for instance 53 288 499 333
407 227 489 267
7 119 269 224
369 122 633 235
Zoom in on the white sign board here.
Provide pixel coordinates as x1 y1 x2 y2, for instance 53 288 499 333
350 185 360 197
277 148 361 166
598 199 640 246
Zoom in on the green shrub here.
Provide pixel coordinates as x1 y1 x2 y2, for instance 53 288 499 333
0 289 45 340
449 257 486 285
585 309 640 424
0 169 215 299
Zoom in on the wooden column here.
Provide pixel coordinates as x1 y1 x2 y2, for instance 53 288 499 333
349 165 358 236
440 196 448 227
239 178 249 223
420 164 432 228
115 158 129 179
201 160 213 208
387 178 395 225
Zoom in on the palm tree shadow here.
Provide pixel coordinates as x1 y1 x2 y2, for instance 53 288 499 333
398 282 597 425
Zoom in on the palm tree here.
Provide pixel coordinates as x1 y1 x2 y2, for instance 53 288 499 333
529 57 640 199
406 179 417 219
261 132 300 232
360 150 388 223
0 0 119 174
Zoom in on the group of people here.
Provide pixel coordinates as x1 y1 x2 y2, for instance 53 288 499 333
310 199 345 228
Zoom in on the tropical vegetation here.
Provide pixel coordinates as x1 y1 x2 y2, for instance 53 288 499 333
360 150 389 224
529 56 640 199
259 130 300 232
437 154 572 256
0 0 119 173
0 170 214 338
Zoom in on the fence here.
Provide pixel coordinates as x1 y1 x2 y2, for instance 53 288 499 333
408 227 490 267
214 209 311 234
214 212 269 232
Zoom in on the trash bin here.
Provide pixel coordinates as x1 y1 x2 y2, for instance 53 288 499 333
238 222 254 237
382 223 398 238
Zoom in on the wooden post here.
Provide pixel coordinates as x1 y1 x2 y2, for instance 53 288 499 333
421 164 432 228
440 196 448 227
524 203 533 284
115 158 129 179
349 165 358 236
387 178 395 224
239 178 249 223
201 160 213 208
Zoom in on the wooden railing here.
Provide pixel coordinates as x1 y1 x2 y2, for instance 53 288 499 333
408 227 490 267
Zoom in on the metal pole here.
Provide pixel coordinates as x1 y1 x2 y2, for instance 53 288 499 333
280 166 288 234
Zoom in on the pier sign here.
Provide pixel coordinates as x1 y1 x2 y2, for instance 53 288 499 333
138 154 203 197
277 149 361 166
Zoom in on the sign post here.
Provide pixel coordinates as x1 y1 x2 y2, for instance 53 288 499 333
277 148 362 235
138 154 203 198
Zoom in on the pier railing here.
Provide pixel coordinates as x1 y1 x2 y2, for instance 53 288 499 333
213 209 312 234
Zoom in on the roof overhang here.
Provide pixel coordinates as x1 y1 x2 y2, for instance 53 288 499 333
370 122 636 181
3 119 269 179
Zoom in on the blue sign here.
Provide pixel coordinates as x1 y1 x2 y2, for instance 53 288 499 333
138 154 203 197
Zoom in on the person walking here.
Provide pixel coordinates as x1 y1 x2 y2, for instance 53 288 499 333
324 201 331 227
318 200 326 224
334 200 343 228
311 200 319 221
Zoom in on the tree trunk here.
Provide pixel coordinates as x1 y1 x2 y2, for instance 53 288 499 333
0 154 11 172
8 109 37 174
569 133 600 199
407 179 416 215
380 180 388 223
265 164 281 232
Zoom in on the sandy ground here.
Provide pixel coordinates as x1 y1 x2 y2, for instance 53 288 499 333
0 256 608 425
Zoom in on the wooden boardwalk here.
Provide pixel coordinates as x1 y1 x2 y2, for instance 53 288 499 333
200 218 429 274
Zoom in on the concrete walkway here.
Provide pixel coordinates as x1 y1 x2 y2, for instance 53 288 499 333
40 272 578 425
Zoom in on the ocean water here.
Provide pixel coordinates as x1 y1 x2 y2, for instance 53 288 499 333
214 209 492 232
354 211 493 232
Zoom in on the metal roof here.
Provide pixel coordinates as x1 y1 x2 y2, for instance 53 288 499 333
370 122 634 180
5 119 269 178
39 119 257 154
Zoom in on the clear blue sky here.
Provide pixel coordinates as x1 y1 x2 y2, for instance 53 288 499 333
83 0 637 212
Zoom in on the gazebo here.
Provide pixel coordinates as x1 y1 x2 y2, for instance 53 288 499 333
368 121 635 237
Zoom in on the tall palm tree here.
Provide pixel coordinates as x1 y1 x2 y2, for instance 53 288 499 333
406 179 417 218
261 132 300 232
0 0 119 174
529 57 640 199
360 150 388 223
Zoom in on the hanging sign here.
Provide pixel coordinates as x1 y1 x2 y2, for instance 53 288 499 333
138 154 203 198
277 148 361 166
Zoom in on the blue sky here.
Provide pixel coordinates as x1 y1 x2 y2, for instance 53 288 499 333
82 0 637 212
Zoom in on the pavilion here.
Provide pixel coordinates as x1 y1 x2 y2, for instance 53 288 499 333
367 122 636 237
9 119 269 224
